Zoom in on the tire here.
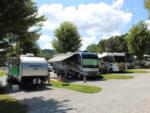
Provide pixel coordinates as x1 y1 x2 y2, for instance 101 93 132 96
21 80 33 90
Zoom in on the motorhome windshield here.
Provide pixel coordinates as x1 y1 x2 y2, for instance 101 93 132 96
114 56 126 62
82 53 99 68
82 59 99 68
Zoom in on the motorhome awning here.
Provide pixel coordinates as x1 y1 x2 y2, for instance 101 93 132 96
48 53 76 62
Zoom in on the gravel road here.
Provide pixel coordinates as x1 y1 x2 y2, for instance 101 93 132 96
8 69 150 113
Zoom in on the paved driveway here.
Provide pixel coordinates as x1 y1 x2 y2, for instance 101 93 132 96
9 69 150 113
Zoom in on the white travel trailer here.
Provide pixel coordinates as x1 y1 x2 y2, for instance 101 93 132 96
98 53 127 72
49 51 100 78
7 54 48 89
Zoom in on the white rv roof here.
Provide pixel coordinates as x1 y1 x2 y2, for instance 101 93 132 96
20 57 47 63
48 53 76 62
98 52 125 58
144 54 150 57
0 49 5 52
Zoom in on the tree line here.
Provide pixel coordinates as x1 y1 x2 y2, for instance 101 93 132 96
87 21 150 60
0 0 150 61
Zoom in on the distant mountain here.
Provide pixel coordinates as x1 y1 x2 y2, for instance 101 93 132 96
42 49 54 54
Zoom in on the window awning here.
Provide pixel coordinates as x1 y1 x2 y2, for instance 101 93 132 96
48 53 77 62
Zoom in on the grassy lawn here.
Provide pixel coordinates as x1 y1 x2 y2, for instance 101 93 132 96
102 74 134 80
0 94 27 113
127 69 148 73
0 70 5 77
51 80 102 94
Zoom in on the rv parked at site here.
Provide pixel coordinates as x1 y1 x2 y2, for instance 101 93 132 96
142 55 150 68
49 51 100 79
7 54 48 89
98 53 127 72
125 53 135 69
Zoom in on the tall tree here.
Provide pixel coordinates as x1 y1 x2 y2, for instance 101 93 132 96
0 0 45 56
144 0 150 55
145 0 150 18
126 21 150 60
53 21 82 53
105 34 128 53
86 44 98 53
97 39 106 53
97 34 128 53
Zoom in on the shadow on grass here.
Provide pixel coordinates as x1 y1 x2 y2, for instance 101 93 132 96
0 93 27 113
0 99 27 113
0 84 53 95
22 97 74 113
0 94 74 113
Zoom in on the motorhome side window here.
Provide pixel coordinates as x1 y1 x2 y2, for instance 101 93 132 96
69 54 81 65
108 56 114 62
103 57 109 62
114 56 126 62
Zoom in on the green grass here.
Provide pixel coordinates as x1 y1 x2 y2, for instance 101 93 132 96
0 70 5 77
51 80 102 94
102 74 134 80
0 94 27 113
127 69 148 73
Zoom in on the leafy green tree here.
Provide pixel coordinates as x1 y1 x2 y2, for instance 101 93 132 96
86 44 98 53
97 39 106 53
145 0 150 18
53 21 82 53
126 21 150 60
20 41 40 56
105 34 128 53
38 49 56 60
97 34 128 53
0 0 45 55
144 0 150 55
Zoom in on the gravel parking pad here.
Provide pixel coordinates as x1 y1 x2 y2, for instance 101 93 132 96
9 69 150 113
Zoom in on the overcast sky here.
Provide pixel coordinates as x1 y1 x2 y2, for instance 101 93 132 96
35 0 148 50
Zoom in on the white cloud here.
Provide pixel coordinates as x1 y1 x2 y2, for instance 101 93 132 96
145 20 150 29
37 35 53 49
112 0 124 9
38 0 132 50
81 36 98 50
